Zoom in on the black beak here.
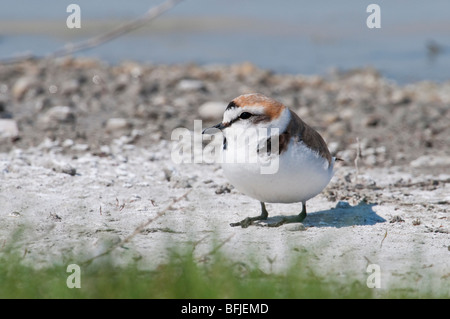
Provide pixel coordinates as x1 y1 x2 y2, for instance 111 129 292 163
202 122 228 134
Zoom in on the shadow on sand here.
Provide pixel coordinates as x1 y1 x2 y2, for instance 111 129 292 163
260 201 386 228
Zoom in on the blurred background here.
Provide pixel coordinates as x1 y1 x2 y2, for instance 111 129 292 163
1 0 449 84
1 2 449 298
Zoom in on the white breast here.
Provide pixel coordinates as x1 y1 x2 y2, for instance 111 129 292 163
222 139 334 203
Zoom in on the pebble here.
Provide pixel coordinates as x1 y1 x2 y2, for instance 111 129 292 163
39 106 75 128
198 101 226 120
327 122 348 137
390 215 405 223
105 118 132 132
100 145 112 155
215 184 233 194
170 175 195 188
8 211 21 217
410 155 450 168
62 139 74 148
51 161 77 176
60 80 79 95
390 89 411 105
0 119 19 139
71 144 90 152
48 106 75 122
177 79 205 91
286 224 306 231
61 164 77 176
364 114 383 127
1 58 449 171
37 137 60 150
12 76 36 100
323 113 340 125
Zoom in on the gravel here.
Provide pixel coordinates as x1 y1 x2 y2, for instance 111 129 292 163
0 57 449 292
1 58 449 169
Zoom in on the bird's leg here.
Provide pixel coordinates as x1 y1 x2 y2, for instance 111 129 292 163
268 201 307 227
230 202 268 228
298 201 307 222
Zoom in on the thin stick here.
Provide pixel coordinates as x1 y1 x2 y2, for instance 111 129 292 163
196 234 235 262
82 189 191 265
380 229 388 248
354 137 361 183
1 0 184 64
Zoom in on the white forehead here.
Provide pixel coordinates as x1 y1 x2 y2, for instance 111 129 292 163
222 105 291 136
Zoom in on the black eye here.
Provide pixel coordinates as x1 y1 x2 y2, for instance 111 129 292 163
239 112 252 120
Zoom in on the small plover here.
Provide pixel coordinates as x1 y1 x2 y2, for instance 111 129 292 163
203 93 337 228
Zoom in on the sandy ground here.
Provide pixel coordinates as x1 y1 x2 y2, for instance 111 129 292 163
1 137 449 293
0 58 449 294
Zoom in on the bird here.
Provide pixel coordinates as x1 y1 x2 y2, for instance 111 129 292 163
202 93 337 228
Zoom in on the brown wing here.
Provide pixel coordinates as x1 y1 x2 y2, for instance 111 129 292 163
279 109 332 165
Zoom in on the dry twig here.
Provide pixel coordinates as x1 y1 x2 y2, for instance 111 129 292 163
196 234 235 263
82 189 191 265
380 229 388 248
354 137 361 183
1 0 184 64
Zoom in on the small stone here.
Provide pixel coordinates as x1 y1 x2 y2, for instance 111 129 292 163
61 79 80 94
51 161 77 176
215 184 233 194
41 106 76 126
0 119 19 139
323 113 339 125
171 176 193 188
9 211 21 217
390 90 411 105
136 182 150 187
340 108 354 120
48 213 62 221
286 224 306 231
198 101 226 120
177 79 205 91
365 154 377 166
390 215 405 223
327 122 348 137
61 164 77 176
99 145 111 155
38 137 60 150
410 155 450 168
162 168 173 181
365 114 383 127
105 118 132 132
71 144 90 152
12 76 36 100
62 139 74 148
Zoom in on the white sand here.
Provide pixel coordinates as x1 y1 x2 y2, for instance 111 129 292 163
1 138 449 294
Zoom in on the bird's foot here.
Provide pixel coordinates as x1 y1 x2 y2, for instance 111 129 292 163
230 215 267 228
230 202 269 228
267 210 307 227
